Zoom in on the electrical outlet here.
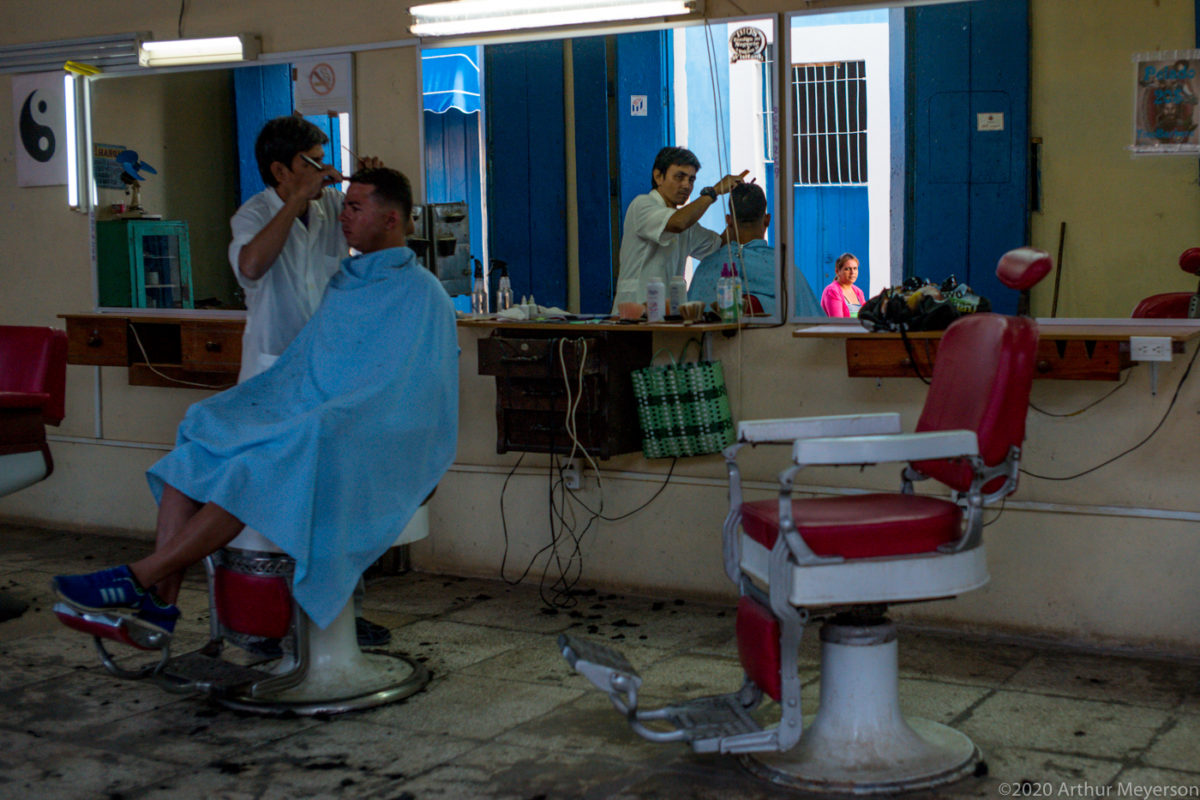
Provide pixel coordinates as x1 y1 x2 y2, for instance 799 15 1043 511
1130 336 1173 362
561 461 582 490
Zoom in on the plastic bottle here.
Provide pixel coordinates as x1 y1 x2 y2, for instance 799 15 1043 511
495 263 514 311
717 264 736 322
471 260 487 315
668 275 688 318
527 294 538 319
520 295 530 318
645 277 666 322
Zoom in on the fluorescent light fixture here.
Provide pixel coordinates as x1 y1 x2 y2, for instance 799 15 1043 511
65 74 78 209
410 0 699 37
138 35 259 67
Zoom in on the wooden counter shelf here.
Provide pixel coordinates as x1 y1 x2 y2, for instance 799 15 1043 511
793 320 1200 381
60 311 245 389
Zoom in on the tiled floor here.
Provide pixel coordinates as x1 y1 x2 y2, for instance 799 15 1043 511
1 523 1198 799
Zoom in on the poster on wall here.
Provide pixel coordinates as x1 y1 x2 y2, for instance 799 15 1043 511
93 143 127 190
11 71 68 186
1131 49 1200 155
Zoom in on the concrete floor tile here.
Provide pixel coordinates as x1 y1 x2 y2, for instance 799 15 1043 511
959 690 1169 760
127 722 484 799
897 628 1037 687
1002 651 1200 709
971 744 1124 788
562 593 739 652
440 584 586 634
360 571 501 618
62 700 321 766
358 673 584 740
0 737 180 799
381 741 652 800
458 631 674 690
897 677 993 725
492 691 683 764
1143 714 1200 772
386 618 548 675
608 758 812 800
0 669 188 738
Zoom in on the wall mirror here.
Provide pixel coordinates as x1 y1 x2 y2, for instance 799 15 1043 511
85 59 356 312
420 14 784 320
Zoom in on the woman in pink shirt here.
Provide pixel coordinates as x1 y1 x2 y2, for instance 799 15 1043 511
820 253 865 317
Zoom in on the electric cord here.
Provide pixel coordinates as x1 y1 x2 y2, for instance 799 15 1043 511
1020 341 1199 481
1029 367 1132 417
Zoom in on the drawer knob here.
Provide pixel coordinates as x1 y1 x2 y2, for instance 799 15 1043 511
1036 360 1052 373
87 330 103 347
205 340 222 353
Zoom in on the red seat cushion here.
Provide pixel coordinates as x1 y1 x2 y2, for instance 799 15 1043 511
740 494 962 559
213 566 293 639
736 596 782 702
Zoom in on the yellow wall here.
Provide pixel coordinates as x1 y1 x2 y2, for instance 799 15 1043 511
1 1 1198 656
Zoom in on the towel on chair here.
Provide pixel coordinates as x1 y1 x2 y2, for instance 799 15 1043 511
147 246 459 628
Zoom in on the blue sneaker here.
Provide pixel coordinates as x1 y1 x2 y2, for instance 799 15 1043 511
135 592 180 636
53 566 179 636
52 565 145 613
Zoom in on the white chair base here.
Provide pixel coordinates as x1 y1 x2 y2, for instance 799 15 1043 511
0 450 48 497
216 600 428 716
742 620 981 795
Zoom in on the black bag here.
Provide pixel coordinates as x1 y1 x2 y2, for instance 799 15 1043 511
859 275 990 333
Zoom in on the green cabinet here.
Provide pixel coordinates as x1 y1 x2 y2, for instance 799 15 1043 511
96 219 193 309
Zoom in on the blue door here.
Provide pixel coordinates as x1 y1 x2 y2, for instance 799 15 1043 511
906 0 1029 313
794 186 869 306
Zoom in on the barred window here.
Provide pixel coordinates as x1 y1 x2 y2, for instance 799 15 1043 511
793 60 867 185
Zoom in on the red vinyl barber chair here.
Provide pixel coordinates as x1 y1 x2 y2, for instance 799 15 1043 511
55 502 433 715
0 326 67 621
1131 247 1200 318
560 249 1047 794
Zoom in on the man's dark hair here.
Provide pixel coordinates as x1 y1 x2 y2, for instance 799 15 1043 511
255 116 328 187
650 146 701 189
729 181 767 224
349 167 413 219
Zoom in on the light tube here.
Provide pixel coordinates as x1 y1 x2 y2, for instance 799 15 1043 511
410 0 696 37
139 35 258 67
64 74 79 209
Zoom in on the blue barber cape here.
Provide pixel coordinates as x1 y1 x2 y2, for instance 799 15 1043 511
148 247 459 628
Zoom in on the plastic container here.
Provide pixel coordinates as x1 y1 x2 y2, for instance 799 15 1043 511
668 275 688 317
717 265 738 322
645 277 666 322
471 260 487 315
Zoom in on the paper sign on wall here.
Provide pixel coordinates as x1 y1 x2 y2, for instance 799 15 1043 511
12 71 67 187
293 54 353 116
1131 49 1200 155
630 95 647 117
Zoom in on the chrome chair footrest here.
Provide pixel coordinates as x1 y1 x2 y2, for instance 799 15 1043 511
558 633 642 694
656 693 765 749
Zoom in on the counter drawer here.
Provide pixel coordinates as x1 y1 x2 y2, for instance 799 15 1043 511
478 335 602 379
65 317 128 366
181 323 243 372
496 376 602 413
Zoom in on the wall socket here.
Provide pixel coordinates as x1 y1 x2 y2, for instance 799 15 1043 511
560 460 582 490
1130 336 1173 362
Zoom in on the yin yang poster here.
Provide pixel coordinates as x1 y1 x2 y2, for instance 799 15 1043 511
11 71 67 187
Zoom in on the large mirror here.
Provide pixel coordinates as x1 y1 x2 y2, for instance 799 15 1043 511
421 15 784 320
86 61 355 312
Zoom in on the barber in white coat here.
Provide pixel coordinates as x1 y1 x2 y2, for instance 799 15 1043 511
611 146 748 312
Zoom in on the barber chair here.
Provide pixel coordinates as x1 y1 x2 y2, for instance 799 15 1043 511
559 249 1046 794
54 501 432 715
1131 247 1200 318
0 326 67 620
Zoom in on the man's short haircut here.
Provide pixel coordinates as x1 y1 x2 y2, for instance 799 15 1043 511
729 181 767 224
349 167 413 219
650 146 701 189
255 116 329 187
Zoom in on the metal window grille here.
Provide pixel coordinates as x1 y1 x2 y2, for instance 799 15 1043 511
793 60 867 185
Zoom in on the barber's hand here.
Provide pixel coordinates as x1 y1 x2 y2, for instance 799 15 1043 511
713 170 750 195
281 161 342 206
357 155 384 170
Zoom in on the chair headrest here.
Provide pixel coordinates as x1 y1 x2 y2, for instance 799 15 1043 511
0 326 68 426
995 247 1053 291
1179 247 1200 276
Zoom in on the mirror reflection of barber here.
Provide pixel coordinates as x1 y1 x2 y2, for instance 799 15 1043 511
611 146 748 313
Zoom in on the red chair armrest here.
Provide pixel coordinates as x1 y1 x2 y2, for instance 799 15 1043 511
0 391 50 411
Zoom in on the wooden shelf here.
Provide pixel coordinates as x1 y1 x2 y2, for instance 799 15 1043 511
793 320 1200 381
457 318 744 334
